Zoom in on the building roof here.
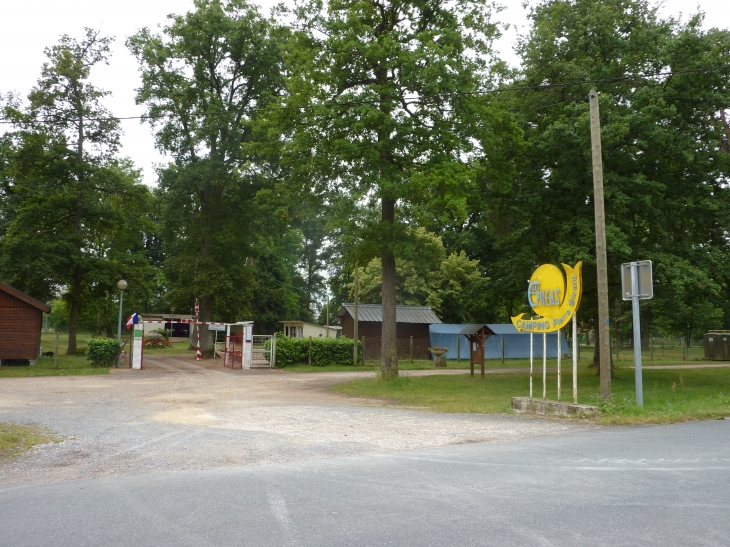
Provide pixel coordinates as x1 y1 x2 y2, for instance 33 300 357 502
458 324 498 336
280 321 340 330
0 281 51 313
433 324 518 336
336 304 442 324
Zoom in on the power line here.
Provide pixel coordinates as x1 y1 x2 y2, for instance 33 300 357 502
1 65 728 126
251 265 316 295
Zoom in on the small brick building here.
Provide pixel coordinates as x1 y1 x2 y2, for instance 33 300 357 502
0 281 50 364
335 304 442 360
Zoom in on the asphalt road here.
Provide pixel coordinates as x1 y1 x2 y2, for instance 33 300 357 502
2 419 728 547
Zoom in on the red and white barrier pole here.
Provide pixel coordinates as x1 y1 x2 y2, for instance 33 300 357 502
195 298 201 361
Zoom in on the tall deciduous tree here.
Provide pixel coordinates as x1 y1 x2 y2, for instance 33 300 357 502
128 0 292 349
445 0 730 372
286 0 502 378
1 29 153 354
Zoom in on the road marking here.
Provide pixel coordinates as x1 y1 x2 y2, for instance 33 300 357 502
268 487 299 546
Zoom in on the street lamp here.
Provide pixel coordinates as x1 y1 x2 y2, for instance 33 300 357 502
116 280 128 368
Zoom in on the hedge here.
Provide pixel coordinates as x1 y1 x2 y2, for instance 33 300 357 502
86 338 121 367
275 335 362 367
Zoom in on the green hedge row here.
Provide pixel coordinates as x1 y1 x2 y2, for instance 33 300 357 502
275 335 362 367
86 338 121 367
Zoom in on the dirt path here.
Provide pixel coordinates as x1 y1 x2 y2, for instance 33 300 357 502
0 354 594 485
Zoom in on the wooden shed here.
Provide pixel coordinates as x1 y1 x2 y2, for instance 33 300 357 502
335 304 442 360
0 281 51 364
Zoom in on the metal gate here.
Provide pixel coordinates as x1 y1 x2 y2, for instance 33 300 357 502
224 335 243 369
251 335 275 368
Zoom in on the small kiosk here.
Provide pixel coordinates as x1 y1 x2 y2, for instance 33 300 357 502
459 324 496 378
224 322 254 369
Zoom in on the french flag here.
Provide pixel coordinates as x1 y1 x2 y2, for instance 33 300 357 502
126 312 139 329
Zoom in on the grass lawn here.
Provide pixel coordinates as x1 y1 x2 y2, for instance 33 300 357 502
281 344 729 373
0 423 61 460
331 366 730 425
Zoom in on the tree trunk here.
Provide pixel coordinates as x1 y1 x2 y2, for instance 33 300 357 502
199 294 214 357
194 179 223 358
590 312 615 376
641 304 652 351
614 297 621 359
66 267 82 355
381 198 398 379
67 116 85 355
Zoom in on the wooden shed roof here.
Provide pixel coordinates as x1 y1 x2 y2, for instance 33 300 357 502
0 281 51 313
336 304 442 324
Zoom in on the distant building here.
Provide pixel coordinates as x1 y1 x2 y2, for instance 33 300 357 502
0 281 51 365
280 321 340 339
335 304 442 359
140 314 195 340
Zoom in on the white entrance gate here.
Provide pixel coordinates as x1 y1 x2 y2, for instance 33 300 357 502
251 335 275 368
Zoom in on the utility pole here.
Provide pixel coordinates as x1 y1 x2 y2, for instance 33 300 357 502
353 263 359 366
589 88 612 398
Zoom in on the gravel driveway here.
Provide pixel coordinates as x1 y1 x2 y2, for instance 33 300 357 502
0 354 594 485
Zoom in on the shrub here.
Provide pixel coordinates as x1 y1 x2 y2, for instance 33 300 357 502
144 339 172 349
86 338 121 367
275 335 362 367
74 346 88 356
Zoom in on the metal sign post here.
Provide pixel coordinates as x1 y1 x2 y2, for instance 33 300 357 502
622 260 653 407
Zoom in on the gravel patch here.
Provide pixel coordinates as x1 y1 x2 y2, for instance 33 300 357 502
0 354 595 485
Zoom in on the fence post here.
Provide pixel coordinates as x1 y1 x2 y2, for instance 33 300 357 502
650 337 654 361
457 337 460 365
361 336 365 365
308 336 312 366
272 333 276 367
681 337 685 360
54 330 59 370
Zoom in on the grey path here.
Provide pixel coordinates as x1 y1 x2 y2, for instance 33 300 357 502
0 354 590 485
1 420 728 547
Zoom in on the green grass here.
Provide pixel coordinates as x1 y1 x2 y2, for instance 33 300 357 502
0 422 62 460
281 344 728 372
331 366 730 425
0 353 110 377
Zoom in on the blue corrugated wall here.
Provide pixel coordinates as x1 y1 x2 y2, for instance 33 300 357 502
429 324 571 360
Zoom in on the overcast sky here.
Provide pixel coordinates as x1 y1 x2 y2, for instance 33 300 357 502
1 0 728 185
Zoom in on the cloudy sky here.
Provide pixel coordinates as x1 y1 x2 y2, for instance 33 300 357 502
1 0 728 185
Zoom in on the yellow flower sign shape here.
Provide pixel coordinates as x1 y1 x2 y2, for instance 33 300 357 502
511 262 583 333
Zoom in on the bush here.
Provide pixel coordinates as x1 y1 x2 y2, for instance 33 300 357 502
86 338 121 367
144 339 172 349
74 346 88 356
275 335 362 367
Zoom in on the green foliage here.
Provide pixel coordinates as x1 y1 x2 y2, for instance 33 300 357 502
276 336 362 367
354 228 490 323
86 338 120 367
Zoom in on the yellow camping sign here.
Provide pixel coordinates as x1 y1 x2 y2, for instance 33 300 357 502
511 262 582 333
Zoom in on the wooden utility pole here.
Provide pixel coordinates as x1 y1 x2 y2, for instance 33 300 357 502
353 264 359 366
589 88 612 398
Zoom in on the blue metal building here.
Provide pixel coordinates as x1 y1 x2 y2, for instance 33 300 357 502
429 324 570 360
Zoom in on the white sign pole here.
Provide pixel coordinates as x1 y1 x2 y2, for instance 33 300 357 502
572 313 578 404
542 333 547 400
557 330 562 401
631 262 644 407
529 333 533 398
132 325 143 370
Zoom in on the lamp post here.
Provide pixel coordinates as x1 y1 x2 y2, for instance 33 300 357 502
116 280 128 368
